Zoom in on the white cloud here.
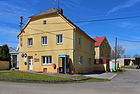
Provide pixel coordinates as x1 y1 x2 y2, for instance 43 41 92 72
107 0 140 15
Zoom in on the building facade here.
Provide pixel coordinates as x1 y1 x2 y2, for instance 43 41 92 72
18 8 96 74
93 36 111 65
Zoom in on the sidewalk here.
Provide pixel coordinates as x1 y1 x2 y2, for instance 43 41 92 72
82 72 118 80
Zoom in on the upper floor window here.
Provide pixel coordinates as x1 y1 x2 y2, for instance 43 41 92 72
28 38 32 47
56 34 63 44
103 43 105 47
43 20 46 24
79 56 83 64
107 52 110 56
42 36 47 45
79 37 81 46
101 51 104 55
106 44 108 48
94 51 96 55
90 44 92 50
88 58 91 65
42 56 52 65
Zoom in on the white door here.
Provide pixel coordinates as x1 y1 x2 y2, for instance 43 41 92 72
29 57 33 71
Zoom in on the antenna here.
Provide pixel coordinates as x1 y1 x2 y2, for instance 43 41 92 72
19 16 23 31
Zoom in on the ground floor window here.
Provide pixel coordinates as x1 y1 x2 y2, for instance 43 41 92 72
42 56 52 65
79 56 83 64
88 58 91 65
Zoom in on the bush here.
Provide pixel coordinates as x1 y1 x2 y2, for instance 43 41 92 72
0 44 10 61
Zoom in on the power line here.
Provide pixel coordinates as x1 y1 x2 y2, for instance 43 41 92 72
118 38 140 43
30 15 140 25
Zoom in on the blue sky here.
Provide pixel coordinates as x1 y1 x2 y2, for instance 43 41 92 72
0 0 140 56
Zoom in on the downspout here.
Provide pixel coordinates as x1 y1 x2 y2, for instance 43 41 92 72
98 46 100 64
74 28 76 73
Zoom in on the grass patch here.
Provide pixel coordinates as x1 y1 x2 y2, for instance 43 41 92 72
0 72 111 84
121 66 136 69
0 72 72 81
0 70 13 73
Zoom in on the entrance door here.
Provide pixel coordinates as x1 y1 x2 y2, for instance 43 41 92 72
59 57 70 74
29 57 33 71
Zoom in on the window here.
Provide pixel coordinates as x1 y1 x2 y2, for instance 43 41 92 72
79 56 83 64
28 38 32 47
42 56 52 65
90 44 92 50
106 44 108 48
101 51 104 55
94 51 96 55
43 20 46 24
103 43 105 47
79 37 81 46
107 52 110 56
42 36 47 45
56 34 63 44
88 58 91 65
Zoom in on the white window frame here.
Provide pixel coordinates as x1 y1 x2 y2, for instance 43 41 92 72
79 56 83 64
28 38 33 47
42 36 47 45
42 56 52 65
56 34 63 44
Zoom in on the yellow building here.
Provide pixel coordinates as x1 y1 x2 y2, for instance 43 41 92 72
18 8 96 74
93 36 111 65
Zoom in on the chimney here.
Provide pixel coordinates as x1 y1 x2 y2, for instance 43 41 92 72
58 8 63 15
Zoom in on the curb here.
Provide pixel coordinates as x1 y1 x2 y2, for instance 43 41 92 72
0 78 91 83
108 74 118 80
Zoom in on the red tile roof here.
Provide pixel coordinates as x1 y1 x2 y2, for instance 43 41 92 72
93 36 106 47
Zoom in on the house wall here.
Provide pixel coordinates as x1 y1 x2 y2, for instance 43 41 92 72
0 61 10 70
99 38 111 59
75 30 95 73
19 14 75 73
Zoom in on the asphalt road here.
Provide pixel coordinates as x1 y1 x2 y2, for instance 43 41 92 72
0 69 140 94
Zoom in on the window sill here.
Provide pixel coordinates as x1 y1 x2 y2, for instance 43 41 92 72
57 43 63 45
42 63 52 66
28 46 32 47
42 44 47 46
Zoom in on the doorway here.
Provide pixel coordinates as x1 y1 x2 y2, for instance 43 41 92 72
58 55 70 74
28 57 33 71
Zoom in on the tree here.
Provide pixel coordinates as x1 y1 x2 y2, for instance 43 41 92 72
123 54 131 58
0 44 10 61
133 54 140 58
111 45 125 59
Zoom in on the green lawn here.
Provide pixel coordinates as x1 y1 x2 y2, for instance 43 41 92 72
121 66 136 69
0 70 13 73
0 71 110 83
0 72 72 81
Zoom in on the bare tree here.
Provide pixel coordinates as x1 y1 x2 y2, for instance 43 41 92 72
111 45 125 59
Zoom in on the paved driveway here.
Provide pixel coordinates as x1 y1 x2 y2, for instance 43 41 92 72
0 69 140 94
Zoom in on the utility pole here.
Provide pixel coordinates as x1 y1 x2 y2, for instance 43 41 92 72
115 37 117 71
19 16 23 31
